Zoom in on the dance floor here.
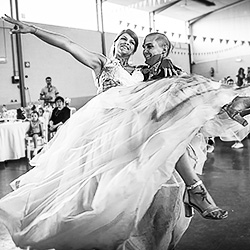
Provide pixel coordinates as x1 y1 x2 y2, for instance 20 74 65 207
0 137 250 250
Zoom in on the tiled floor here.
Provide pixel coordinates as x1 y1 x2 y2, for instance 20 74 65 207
176 138 250 250
1 138 250 250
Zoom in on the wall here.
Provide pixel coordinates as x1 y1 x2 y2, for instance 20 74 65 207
1 3 250 109
190 1 250 81
0 20 102 109
0 19 21 107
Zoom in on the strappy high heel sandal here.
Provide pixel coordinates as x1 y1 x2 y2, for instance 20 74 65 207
183 180 228 220
222 96 250 127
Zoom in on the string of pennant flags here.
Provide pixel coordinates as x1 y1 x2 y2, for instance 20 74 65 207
120 20 250 56
171 44 245 56
128 0 173 9
173 39 250 57
171 33 250 46
186 35 250 46
120 20 250 46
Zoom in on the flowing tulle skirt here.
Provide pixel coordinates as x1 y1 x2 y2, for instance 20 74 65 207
1 75 250 250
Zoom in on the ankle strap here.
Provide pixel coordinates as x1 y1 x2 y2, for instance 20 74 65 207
186 180 203 190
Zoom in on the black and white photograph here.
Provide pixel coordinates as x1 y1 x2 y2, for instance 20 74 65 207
0 1 250 249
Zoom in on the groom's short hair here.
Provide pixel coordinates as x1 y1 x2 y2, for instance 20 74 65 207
145 32 173 55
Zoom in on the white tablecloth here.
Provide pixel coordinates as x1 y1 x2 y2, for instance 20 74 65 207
0 121 29 162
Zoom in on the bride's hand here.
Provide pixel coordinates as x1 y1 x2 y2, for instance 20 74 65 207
1 14 36 34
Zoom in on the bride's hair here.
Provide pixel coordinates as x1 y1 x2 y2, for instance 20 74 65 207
114 29 139 53
109 29 139 58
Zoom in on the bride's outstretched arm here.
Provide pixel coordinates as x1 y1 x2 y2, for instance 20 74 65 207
2 14 106 76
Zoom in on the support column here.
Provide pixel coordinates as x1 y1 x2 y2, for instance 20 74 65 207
186 21 193 74
149 11 155 32
96 0 106 56
11 0 26 107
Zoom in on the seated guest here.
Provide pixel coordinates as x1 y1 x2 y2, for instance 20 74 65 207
38 107 45 123
25 102 36 119
26 110 44 155
1 105 8 118
65 97 76 116
48 96 70 139
16 107 27 120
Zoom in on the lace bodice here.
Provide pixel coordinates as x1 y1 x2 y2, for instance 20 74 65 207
95 59 144 94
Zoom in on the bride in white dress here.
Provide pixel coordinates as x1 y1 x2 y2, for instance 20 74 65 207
1 15 250 250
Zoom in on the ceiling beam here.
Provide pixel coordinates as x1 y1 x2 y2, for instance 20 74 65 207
192 0 215 6
151 0 182 15
149 0 182 31
188 0 248 25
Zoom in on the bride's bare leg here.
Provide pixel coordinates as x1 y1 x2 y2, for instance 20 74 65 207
175 152 228 220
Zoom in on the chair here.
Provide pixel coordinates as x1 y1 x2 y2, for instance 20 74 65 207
26 136 45 160
69 106 76 116
48 130 56 141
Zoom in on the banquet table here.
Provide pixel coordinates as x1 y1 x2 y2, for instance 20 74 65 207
0 121 29 162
